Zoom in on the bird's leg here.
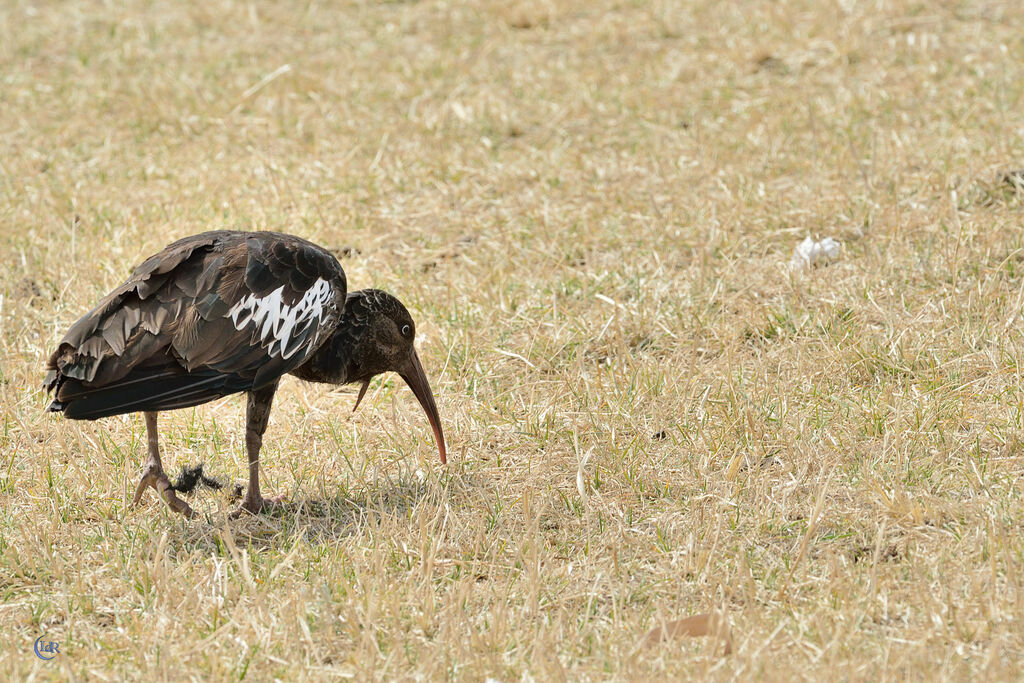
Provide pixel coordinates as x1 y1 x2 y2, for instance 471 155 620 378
131 411 195 519
230 383 284 518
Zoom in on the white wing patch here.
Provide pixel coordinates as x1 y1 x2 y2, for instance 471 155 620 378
227 278 333 359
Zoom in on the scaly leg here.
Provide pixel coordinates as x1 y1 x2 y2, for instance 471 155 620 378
230 383 284 518
132 411 195 519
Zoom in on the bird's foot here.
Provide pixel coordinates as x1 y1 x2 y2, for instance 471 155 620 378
228 493 286 519
132 460 195 519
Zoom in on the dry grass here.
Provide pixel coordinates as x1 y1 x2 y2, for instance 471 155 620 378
2 0 1024 678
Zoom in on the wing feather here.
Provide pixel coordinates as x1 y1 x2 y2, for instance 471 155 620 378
46 231 347 418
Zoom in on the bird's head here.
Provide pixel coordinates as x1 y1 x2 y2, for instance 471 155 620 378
335 289 447 464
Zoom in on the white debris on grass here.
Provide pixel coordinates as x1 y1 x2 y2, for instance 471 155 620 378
790 236 841 270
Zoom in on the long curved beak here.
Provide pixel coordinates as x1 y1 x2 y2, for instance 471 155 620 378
399 349 447 464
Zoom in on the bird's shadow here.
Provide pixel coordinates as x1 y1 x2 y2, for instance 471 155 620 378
174 469 477 555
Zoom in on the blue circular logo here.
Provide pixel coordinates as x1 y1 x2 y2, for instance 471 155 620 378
34 636 58 661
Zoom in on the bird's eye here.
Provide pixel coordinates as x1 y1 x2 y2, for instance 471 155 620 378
401 324 411 337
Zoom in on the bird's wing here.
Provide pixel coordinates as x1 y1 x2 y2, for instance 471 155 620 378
46 231 347 418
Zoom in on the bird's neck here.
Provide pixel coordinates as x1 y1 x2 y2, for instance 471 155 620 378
289 333 356 385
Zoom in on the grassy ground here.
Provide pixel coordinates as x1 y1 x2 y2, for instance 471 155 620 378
2 0 1024 678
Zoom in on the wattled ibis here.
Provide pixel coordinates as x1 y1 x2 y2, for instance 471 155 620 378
44 230 447 518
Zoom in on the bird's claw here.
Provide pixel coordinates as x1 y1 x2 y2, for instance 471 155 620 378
228 493 286 519
132 460 195 519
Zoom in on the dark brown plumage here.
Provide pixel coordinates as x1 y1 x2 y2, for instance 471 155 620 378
45 230 447 518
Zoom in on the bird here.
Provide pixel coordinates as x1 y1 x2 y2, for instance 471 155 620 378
44 230 447 519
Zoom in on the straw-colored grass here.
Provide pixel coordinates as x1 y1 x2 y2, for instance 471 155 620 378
2 0 1024 678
